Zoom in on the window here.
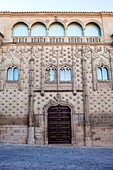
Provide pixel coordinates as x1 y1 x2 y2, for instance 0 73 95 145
31 23 46 36
67 23 83 36
60 66 71 81
49 22 65 36
85 23 101 36
7 67 18 81
12 22 28 36
97 67 108 80
45 66 57 82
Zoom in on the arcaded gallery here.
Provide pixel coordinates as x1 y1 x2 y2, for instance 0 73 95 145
0 11 113 146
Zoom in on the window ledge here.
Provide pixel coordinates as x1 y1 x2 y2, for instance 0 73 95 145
98 80 109 82
60 81 72 83
45 81 72 83
6 80 19 83
45 81 57 83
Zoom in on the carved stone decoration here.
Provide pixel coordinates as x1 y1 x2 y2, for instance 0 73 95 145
0 48 5 91
27 56 35 144
0 80 4 91
90 49 97 91
109 49 113 90
43 93 73 114
71 46 77 93
42 93 75 145
104 46 110 59
5 82 19 89
97 81 111 89
81 46 91 59
40 47 45 96
98 58 107 67
0 32 4 45
54 16 58 22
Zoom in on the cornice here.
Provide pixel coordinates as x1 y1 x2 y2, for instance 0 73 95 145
0 11 113 17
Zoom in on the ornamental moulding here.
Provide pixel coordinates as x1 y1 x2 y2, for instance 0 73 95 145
43 93 73 116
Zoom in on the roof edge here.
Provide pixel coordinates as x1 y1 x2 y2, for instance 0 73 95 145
0 11 113 13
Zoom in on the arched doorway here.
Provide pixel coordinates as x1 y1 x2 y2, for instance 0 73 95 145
48 104 71 144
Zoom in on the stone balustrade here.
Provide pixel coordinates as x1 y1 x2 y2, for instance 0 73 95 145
12 36 103 43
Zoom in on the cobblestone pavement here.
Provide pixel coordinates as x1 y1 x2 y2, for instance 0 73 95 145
0 144 113 170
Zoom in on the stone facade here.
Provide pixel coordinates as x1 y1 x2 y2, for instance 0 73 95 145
0 11 113 146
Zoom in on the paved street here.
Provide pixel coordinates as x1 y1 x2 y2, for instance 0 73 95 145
0 144 113 170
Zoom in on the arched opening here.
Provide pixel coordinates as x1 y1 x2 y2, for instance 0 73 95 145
13 67 18 80
7 67 19 81
102 67 108 80
97 67 109 80
85 22 101 36
49 22 65 36
97 67 102 80
45 66 57 82
60 66 71 81
48 104 71 144
31 22 46 36
12 22 28 36
7 67 13 80
67 22 83 36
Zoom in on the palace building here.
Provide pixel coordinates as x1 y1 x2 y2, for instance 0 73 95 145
0 11 113 146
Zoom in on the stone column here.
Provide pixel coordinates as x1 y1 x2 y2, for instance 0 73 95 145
71 46 76 94
27 57 35 144
91 49 97 91
109 49 113 90
0 48 4 91
19 57 24 91
81 47 90 146
40 47 45 96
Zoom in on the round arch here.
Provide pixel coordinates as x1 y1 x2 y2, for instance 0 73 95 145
84 20 102 36
48 21 65 36
66 19 83 29
29 20 47 29
30 22 47 36
48 19 65 30
66 22 83 36
12 21 29 36
84 20 102 29
11 20 29 30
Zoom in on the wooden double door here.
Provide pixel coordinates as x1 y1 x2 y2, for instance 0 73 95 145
48 104 71 144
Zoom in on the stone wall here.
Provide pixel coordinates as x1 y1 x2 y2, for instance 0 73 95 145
0 12 113 146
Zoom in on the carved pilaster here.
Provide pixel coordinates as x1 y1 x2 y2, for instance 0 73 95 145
109 49 113 90
19 55 24 91
40 47 45 96
28 57 35 144
71 46 76 94
91 49 97 91
0 48 5 91
81 46 89 146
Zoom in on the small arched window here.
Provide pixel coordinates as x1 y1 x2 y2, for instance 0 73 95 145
49 22 65 36
45 66 57 82
12 22 28 36
85 23 101 36
67 23 83 36
7 67 18 81
60 66 71 81
97 67 108 80
31 23 46 36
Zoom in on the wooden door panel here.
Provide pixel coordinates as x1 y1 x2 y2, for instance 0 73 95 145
48 104 71 144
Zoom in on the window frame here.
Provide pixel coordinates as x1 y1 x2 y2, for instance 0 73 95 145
45 66 57 82
97 66 109 81
60 66 72 82
12 22 28 36
7 66 19 81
